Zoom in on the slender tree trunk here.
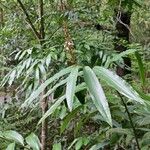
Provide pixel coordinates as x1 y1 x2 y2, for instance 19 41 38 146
17 1 48 149
38 1 48 150
114 10 131 76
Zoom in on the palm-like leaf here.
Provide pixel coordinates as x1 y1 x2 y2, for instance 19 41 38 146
94 66 145 104
83 66 112 126
66 66 79 111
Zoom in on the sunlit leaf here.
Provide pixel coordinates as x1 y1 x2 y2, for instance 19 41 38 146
25 133 40 150
52 143 62 150
45 54 51 67
38 83 86 125
83 66 112 126
135 51 145 86
94 66 145 104
6 143 15 150
3 130 24 146
38 95 66 125
8 70 16 86
66 66 79 111
21 66 73 108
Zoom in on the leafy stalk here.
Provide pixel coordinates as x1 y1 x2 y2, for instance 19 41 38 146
117 92 141 150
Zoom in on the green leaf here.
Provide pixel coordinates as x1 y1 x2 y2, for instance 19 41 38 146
83 66 112 126
66 66 79 111
38 83 87 126
25 133 40 150
75 138 83 150
45 54 51 67
6 143 15 150
0 131 3 138
111 49 137 63
3 130 24 146
94 66 145 105
38 63 46 79
26 57 32 69
135 51 145 86
106 128 133 137
134 88 150 102
18 50 27 60
60 105 83 133
21 66 73 108
52 143 62 150
8 70 16 86
89 141 109 150
68 138 79 150
43 79 67 98
38 95 66 125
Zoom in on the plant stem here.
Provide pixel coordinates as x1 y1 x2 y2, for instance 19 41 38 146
17 0 41 40
38 1 48 150
117 92 141 150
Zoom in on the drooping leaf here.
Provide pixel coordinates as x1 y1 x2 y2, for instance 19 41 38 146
6 143 15 150
75 138 83 150
43 79 67 98
45 54 51 67
25 133 40 150
111 49 137 63
66 66 79 111
8 70 16 86
21 66 73 108
3 130 24 146
135 51 145 86
38 83 86 125
83 66 112 126
26 57 32 69
38 95 66 125
38 63 46 80
52 143 62 150
68 138 79 150
94 66 145 104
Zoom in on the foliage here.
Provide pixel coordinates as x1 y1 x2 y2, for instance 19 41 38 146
0 0 150 149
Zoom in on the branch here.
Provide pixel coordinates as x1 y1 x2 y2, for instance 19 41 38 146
39 0 45 41
17 0 41 40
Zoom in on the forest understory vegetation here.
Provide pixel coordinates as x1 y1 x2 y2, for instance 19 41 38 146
0 0 150 150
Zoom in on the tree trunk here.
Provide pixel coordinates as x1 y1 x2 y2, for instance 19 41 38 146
39 0 48 150
114 10 131 76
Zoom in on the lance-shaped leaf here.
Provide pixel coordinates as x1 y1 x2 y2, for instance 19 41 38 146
25 133 40 150
6 143 15 150
38 83 86 125
135 51 145 86
3 130 24 146
83 66 112 126
93 66 145 104
43 79 67 98
38 95 65 125
66 66 79 111
21 66 73 108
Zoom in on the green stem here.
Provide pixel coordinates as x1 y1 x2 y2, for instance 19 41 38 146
117 92 141 150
